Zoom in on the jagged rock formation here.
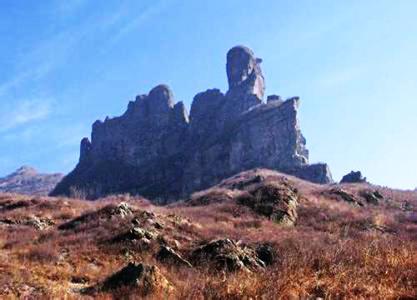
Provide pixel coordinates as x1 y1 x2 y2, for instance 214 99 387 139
51 45 332 201
0 166 63 196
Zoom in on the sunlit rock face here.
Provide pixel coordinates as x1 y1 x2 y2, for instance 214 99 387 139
51 46 332 202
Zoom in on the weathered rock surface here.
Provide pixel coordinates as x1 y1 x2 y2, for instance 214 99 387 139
58 202 133 230
51 46 332 201
156 245 192 268
326 188 364 207
191 238 265 272
340 171 367 184
360 190 384 205
98 262 172 296
0 215 54 230
0 166 63 196
237 182 299 226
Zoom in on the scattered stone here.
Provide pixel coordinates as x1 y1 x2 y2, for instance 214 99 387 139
340 171 367 184
112 227 156 243
327 188 364 207
0 216 53 230
237 183 299 226
156 246 192 268
58 203 134 230
25 216 54 230
131 210 156 226
191 238 265 272
112 202 133 218
360 190 383 205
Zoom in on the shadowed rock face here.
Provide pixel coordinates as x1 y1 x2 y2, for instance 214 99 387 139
51 46 332 202
226 45 265 100
340 171 367 184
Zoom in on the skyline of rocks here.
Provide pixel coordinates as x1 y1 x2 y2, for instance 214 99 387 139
51 45 332 201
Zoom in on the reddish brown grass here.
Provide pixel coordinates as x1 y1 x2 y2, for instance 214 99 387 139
0 172 416 299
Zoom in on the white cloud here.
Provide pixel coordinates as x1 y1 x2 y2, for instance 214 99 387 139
0 1 173 99
0 99 52 132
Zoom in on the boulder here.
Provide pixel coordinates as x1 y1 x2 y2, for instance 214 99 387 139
0 216 53 230
156 246 192 268
191 238 265 272
58 202 134 231
360 190 383 205
112 227 156 243
327 188 364 207
100 263 173 296
340 171 367 184
237 183 299 226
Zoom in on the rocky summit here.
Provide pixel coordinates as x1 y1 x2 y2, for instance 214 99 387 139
51 46 332 201
0 166 63 196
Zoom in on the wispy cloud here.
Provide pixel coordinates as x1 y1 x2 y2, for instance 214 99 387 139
0 99 52 132
0 1 172 99
111 0 173 43
315 67 364 90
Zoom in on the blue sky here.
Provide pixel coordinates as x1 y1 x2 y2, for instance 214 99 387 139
0 0 416 189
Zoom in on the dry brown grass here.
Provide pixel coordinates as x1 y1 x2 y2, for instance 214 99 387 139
0 170 416 299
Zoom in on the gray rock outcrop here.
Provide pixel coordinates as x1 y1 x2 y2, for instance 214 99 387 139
51 46 332 202
340 171 367 184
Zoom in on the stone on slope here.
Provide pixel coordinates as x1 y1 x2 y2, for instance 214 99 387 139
58 202 134 230
156 245 192 268
191 238 265 272
237 182 299 226
360 190 384 205
99 263 173 296
340 171 367 184
326 188 364 207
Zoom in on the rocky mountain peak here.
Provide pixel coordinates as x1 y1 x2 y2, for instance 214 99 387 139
12 166 38 177
148 84 175 112
226 45 265 100
0 166 63 196
51 46 332 201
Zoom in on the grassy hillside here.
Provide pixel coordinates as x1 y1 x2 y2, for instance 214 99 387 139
0 169 416 299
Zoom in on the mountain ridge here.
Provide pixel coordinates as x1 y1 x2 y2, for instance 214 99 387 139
0 166 63 196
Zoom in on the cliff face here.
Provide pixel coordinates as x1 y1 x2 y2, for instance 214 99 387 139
51 46 332 202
